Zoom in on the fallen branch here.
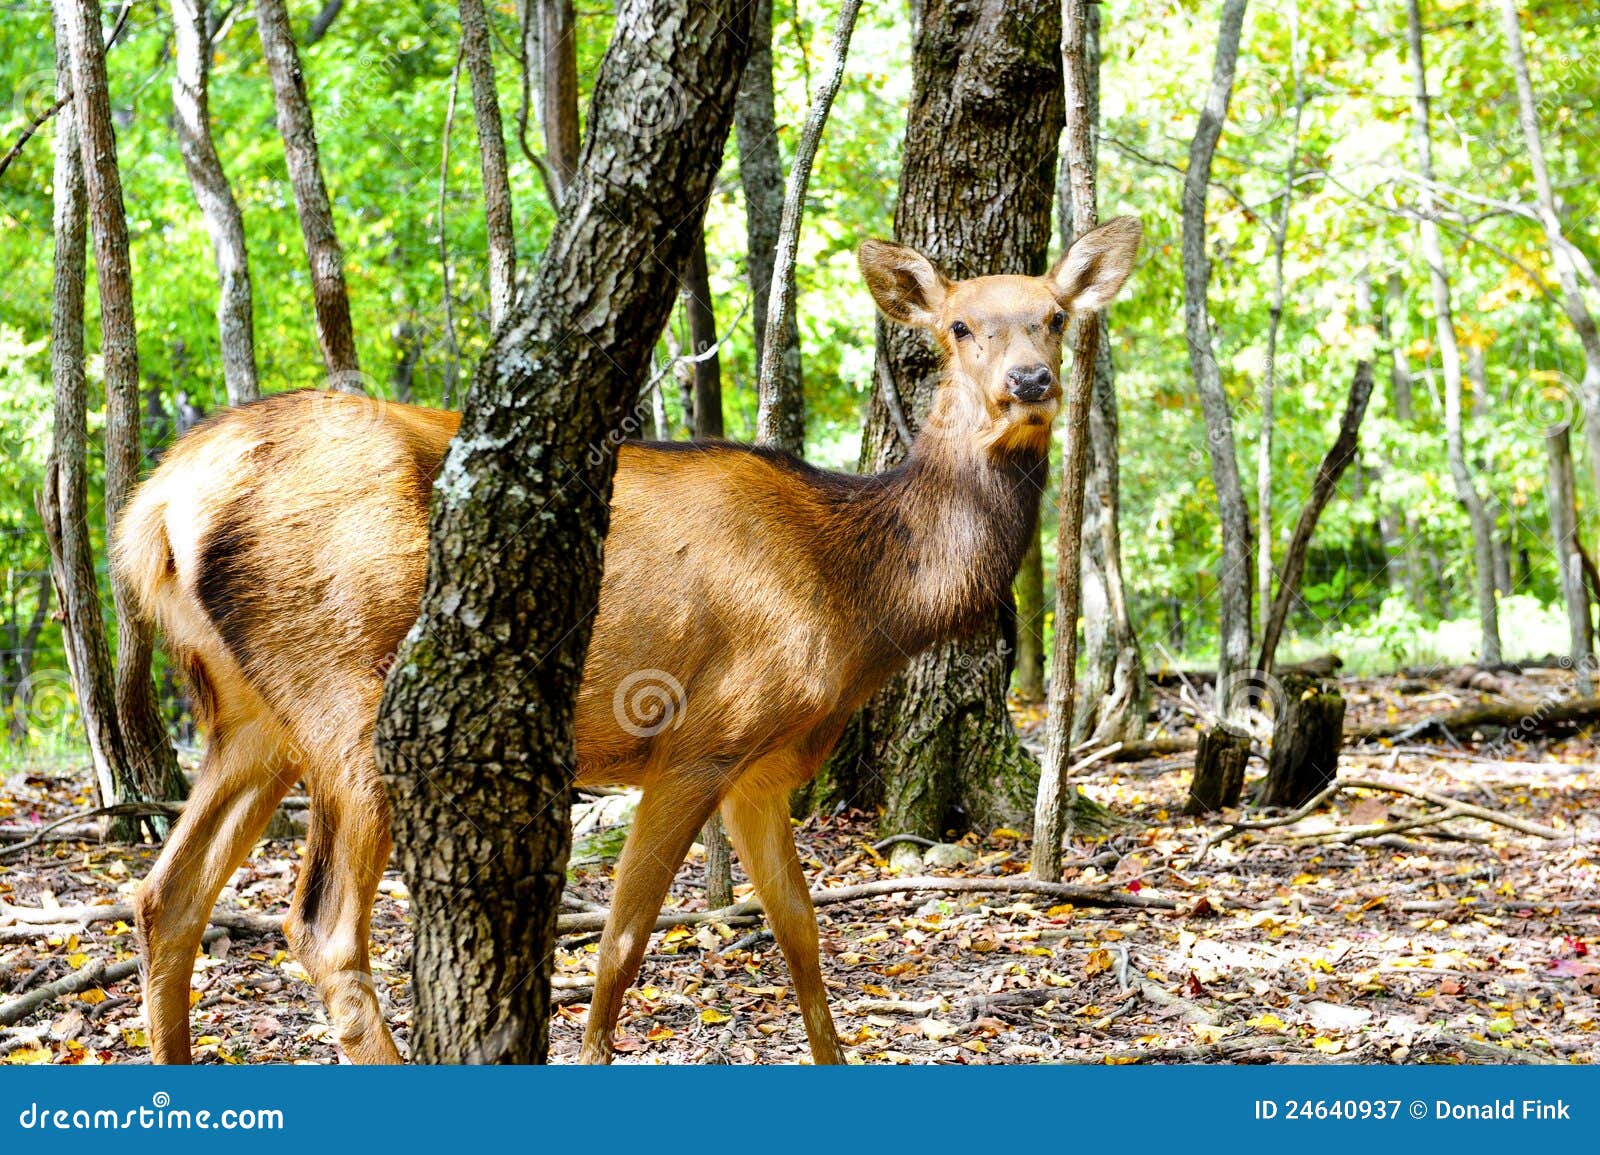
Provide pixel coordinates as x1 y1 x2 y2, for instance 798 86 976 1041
0 928 223 1029
1338 777 1568 840
556 875 1175 935
0 802 183 861
1348 696 1600 742
1 900 282 938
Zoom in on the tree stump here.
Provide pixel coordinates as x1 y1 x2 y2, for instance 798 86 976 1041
1258 673 1345 808
1185 723 1251 814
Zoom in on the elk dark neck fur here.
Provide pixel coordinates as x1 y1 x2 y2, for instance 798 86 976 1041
816 405 1048 660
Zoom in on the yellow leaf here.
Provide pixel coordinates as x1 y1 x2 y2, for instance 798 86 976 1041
662 927 692 944
189 990 203 1008
78 988 107 1006
66 952 89 969
1192 1024 1234 1044
1045 904 1075 917
990 828 1022 840
1290 873 1316 887
1311 1037 1345 1054
196 1035 223 1046
646 1025 674 1042
1103 1054 1139 1065
1020 946 1053 957
120 1028 149 1048
700 1008 731 1024
1084 948 1113 977
5 1043 52 1065
1246 1013 1287 1031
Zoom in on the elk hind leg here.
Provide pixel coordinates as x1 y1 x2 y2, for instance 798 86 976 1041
136 718 294 1064
580 777 721 1064
285 760 401 1064
721 780 845 1064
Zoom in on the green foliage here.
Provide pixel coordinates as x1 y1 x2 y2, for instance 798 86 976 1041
0 0 1595 751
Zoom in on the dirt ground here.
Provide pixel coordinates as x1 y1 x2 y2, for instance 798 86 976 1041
1 668 1596 1065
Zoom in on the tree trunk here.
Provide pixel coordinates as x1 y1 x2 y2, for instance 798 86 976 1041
518 0 580 200
256 0 362 388
1182 0 1253 696
828 0 1063 841
1256 362 1376 674
1058 2 1146 751
1256 5 1304 639
1544 423 1593 693
1405 0 1500 664
1376 272 1425 612
1258 673 1345 809
1185 723 1250 814
754 0 859 450
374 0 752 1064
59 0 188 831
736 0 804 455
1497 0 1600 499
170 0 258 404
1012 525 1045 703
683 223 723 439
1031 0 1104 879
6 574 52 743
458 0 517 330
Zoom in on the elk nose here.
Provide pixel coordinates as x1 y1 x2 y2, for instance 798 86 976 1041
1007 364 1053 402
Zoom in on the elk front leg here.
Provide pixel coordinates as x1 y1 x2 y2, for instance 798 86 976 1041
135 728 294 1064
580 779 719 1064
721 783 845 1064
285 768 402 1064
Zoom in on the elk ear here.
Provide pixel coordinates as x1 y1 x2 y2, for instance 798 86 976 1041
859 239 951 327
1048 216 1143 313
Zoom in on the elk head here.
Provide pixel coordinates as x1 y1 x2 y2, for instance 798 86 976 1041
859 216 1143 456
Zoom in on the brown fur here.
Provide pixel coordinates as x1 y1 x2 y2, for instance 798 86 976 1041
115 219 1142 1065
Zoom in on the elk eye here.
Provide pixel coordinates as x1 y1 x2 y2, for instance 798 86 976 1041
1049 310 1067 332
950 321 972 340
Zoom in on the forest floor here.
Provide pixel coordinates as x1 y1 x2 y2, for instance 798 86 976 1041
0 668 1596 1065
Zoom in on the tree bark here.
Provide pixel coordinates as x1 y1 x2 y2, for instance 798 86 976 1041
1376 272 1425 613
256 0 362 389
170 0 258 404
683 224 723 439
1256 362 1376 675
830 0 1063 841
1544 422 1593 692
1182 0 1253 696
1258 673 1345 809
42 22 124 797
755 0 859 450
1032 0 1105 880
1405 0 1500 663
737 0 804 455
374 0 753 1064
1497 0 1600 499
518 0 580 201
1185 722 1250 814
458 0 517 331
1012 526 1045 703
1058 2 1146 752
1256 4 1303 639
60 0 188 827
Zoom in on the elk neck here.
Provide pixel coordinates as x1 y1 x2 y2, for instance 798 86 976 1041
815 387 1049 660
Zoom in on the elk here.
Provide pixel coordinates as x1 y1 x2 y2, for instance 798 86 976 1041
114 217 1142 1065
